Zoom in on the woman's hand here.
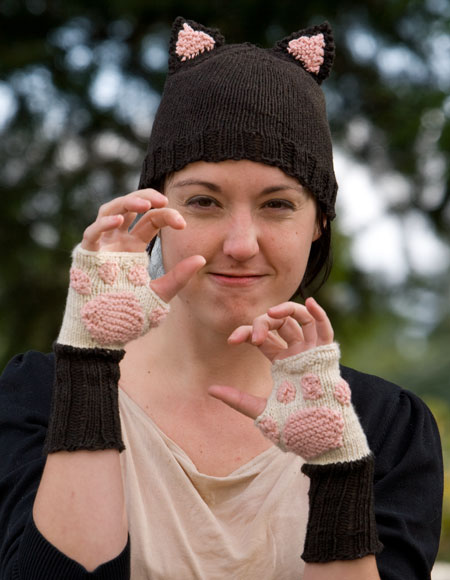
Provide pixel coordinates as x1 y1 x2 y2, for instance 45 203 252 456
208 298 334 419
227 298 334 362
80 188 205 302
81 188 182 253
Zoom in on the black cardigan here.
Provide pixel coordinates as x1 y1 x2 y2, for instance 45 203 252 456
0 351 443 579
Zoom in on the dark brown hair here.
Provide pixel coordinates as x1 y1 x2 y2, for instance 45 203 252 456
296 203 332 298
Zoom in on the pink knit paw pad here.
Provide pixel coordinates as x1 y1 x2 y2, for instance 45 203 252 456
334 379 351 406
70 268 91 295
176 22 216 61
276 380 296 404
81 292 145 345
287 33 325 74
127 265 150 286
282 407 344 459
98 262 119 285
257 416 280 444
148 306 169 328
300 373 323 400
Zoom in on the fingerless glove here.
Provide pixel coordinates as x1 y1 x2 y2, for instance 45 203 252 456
255 343 383 562
44 245 170 454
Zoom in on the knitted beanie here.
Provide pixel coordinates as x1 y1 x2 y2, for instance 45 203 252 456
139 17 338 219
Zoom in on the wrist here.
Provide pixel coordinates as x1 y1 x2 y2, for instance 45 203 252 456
301 456 383 563
44 343 126 454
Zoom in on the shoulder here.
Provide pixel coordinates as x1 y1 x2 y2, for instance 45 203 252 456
342 366 443 576
341 365 439 457
0 350 54 418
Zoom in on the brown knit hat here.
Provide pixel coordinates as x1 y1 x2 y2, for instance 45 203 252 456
139 17 338 219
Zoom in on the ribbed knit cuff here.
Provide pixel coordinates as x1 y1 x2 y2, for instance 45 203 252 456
15 517 130 580
44 344 125 454
301 455 383 562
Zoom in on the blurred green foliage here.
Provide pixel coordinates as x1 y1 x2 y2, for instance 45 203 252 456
0 0 449 561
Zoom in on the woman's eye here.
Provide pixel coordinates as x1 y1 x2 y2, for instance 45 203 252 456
263 199 295 210
186 196 218 209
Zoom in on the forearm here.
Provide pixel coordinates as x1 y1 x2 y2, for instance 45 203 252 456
32 344 128 572
33 449 127 572
304 556 380 580
30 249 135 572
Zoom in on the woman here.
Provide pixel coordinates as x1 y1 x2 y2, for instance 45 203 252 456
0 17 442 580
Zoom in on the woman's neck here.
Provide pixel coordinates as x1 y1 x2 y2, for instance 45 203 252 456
122 302 272 399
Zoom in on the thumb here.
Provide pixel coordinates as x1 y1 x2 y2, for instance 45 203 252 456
208 385 267 420
150 255 206 303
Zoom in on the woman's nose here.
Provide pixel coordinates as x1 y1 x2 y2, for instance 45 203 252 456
222 214 259 262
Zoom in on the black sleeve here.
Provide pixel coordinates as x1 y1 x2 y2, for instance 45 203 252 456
0 351 130 580
344 366 443 580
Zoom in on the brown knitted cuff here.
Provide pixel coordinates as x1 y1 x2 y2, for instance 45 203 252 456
44 344 125 454
301 455 383 563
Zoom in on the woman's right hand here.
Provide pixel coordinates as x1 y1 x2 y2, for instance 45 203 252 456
80 188 206 303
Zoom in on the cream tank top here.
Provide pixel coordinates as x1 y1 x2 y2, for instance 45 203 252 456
119 388 309 579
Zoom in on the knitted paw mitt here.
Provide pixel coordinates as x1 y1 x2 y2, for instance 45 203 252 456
58 244 170 350
256 343 382 562
255 343 370 465
45 245 169 454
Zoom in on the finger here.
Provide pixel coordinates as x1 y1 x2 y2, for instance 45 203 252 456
208 385 267 420
118 211 140 232
130 208 186 243
99 196 150 218
273 316 307 345
268 302 317 347
82 215 124 250
98 189 167 218
251 314 284 345
228 319 290 348
305 297 334 344
227 325 253 344
150 255 206 302
228 325 288 362
229 323 287 347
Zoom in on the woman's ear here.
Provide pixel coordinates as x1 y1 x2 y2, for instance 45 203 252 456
313 216 327 242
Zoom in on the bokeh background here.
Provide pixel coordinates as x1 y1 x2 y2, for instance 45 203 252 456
1 0 449 562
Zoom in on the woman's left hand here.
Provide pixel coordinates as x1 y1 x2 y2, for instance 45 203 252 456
208 297 334 419
228 297 333 362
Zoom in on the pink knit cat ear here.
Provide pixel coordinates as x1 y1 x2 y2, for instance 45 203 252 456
275 22 334 84
168 17 225 73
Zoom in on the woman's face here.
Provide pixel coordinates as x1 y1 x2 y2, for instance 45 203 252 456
160 159 321 334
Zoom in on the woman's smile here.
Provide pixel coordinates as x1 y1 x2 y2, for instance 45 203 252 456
207 271 268 287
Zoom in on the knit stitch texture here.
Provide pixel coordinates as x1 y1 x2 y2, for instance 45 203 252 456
44 345 126 453
58 245 170 350
301 458 383 562
255 343 371 465
139 17 338 219
255 343 381 561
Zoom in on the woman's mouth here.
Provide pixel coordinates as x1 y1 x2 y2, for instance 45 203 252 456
208 272 266 287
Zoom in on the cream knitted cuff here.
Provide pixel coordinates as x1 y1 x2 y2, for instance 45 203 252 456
255 343 370 465
58 244 170 350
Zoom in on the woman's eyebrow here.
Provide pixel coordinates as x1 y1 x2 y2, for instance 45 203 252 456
171 179 221 192
261 184 307 196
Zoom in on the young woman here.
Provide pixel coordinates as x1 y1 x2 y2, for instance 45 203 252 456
0 17 442 580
